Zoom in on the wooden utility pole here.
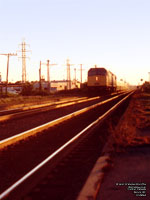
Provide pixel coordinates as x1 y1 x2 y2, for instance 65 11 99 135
47 60 50 93
66 59 74 90
77 64 85 88
39 61 42 92
40 60 57 93
0 53 17 95
80 64 83 84
66 59 71 90
0 72 2 95
74 68 76 87
148 72 150 83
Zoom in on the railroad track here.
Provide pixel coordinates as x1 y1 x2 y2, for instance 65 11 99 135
0 92 123 141
0 96 98 122
0 91 124 119
0 97 88 116
0 96 104 141
0 91 133 200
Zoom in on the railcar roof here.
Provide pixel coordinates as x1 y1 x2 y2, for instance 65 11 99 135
88 67 116 77
88 68 107 75
88 67 107 72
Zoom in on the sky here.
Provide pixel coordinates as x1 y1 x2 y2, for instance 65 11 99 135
0 0 150 85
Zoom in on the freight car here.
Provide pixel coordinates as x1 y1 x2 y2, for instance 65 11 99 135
87 67 117 93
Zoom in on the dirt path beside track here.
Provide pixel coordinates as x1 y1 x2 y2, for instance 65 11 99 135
97 90 150 200
0 95 82 111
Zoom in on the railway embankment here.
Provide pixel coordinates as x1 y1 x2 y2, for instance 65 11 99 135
0 95 84 111
78 90 150 200
0 89 88 111
97 90 150 199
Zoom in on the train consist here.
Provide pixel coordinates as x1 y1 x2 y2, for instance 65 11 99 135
87 67 128 93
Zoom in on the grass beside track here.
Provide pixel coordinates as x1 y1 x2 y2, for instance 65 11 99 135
0 95 85 111
110 90 150 149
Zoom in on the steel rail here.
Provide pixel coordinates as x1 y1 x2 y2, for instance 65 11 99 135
0 97 88 115
0 93 125 149
0 91 133 200
0 96 100 122
0 91 125 118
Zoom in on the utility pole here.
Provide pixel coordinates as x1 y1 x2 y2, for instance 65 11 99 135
66 59 74 90
148 72 150 83
67 59 71 90
40 60 57 93
18 39 31 83
47 60 50 93
74 68 76 88
39 61 42 92
80 64 82 84
0 53 17 95
0 72 2 95
77 64 85 88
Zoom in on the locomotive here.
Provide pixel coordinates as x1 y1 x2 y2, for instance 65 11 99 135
87 67 117 93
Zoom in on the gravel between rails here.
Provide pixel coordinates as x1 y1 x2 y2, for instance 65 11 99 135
0 98 102 141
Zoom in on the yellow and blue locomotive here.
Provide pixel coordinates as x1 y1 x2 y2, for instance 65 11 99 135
87 67 117 93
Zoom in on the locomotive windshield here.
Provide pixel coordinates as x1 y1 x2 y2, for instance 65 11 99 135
88 68 107 76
